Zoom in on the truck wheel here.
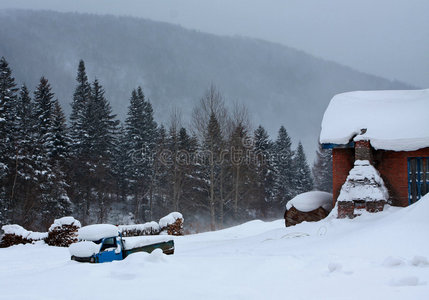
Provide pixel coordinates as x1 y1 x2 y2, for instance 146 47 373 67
71 255 76 261
90 257 95 263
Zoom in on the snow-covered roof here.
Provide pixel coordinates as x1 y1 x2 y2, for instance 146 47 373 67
78 224 119 241
286 191 333 212
320 89 429 151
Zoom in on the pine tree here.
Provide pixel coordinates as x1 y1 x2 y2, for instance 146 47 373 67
177 127 199 215
87 79 119 222
124 87 156 222
312 142 333 193
293 142 314 195
272 126 294 211
50 99 69 161
70 60 91 156
253 125 275 217
68 61 92 222
203 112 223 230
8 85 37 224
0 57 18 224
229 122 253 220
152 124 170 219
33 77 71 227
112 123 128 204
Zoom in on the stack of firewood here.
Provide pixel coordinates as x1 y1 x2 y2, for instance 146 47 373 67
0 225 47 248
45 217 81 247
162 218 184 236
120 222 161 237
0 233 32 248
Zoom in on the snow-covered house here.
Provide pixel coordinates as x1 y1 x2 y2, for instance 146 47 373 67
320 89 429 217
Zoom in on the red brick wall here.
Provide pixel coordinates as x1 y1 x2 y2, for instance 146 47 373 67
332 148 354 204
332 146 429 207
375 147 429 207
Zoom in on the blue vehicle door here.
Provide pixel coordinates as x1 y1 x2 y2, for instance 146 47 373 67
96 237 122 263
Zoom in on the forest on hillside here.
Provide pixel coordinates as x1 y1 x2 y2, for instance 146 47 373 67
0 57 332 231
0 10 413 164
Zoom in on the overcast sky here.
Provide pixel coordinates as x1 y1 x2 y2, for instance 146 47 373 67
1 0 428 87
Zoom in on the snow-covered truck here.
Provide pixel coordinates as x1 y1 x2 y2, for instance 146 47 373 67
69 224 174 263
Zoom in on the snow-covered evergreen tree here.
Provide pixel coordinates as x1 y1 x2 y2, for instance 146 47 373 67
124 86 156 222
112 123 128 203
203 112 223 230
293 141 314 195
0 57 18 224
33 77 71 227
70 60 91 156
253 125 275 217
312 142 333 193
272 126 294 210
8 85 38 224
152 124 170 218
50 99 69 161
87 79 119 222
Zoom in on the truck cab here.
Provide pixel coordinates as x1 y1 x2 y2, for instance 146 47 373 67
91 236 124 263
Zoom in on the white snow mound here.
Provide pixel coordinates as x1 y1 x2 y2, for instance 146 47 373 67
69 241 101 257
49 216 81 232
123 236 173 250
2 224 48 240
78 224 119 241
159 212 183 228
320 88 429 151
286 191 333 212
119 221 160 233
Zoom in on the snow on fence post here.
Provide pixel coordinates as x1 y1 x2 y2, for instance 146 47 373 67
45 217 82 247
159 212 184 236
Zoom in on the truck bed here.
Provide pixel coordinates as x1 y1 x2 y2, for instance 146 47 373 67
122 236 174 256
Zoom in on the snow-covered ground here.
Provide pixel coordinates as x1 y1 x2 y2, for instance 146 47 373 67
1 198 429 300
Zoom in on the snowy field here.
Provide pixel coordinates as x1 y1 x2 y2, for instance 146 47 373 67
1 198 429 300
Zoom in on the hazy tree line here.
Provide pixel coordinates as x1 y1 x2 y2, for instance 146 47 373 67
0 57 331 231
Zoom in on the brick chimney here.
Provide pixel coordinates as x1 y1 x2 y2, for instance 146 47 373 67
337 134 388 218
354 140 372 162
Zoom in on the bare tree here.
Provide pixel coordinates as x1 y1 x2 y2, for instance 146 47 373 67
191 84 230 140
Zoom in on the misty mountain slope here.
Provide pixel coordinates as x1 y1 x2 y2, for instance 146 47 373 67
0 9 412 161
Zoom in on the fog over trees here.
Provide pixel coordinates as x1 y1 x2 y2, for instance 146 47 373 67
0 57 324 231
0 10 413 231
0 10 412 164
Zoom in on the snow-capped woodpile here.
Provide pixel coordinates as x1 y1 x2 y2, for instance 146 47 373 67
159 212 184 236
337 160 389 218
45 217 81 247
0 212 184 247
119 222 161 237
284 191 333 227
119 212 184 236
0 225 48 248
